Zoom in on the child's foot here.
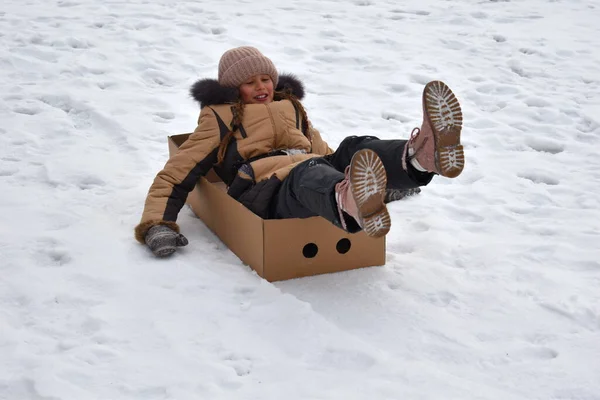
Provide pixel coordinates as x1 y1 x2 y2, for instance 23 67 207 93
403 81 464 178
335 149 391 238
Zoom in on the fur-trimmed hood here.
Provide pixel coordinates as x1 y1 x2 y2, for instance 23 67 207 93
189 73 305 108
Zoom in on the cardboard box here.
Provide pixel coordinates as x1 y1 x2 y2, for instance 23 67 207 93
169 133 386 281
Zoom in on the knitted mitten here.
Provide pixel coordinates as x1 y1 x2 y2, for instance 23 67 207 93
384 187 422 203
145 225 188 257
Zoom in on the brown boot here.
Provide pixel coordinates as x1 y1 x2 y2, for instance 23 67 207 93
402 81 464 178
335 149 391 238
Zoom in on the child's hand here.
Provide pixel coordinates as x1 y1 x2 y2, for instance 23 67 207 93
145 225 188 257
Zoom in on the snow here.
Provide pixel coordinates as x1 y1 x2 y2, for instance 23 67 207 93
1 0 600 399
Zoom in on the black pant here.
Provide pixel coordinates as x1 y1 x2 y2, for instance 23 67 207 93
272 136 434 232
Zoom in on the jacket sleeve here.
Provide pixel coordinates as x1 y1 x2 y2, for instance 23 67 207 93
309 125 335 156
134 108 221 243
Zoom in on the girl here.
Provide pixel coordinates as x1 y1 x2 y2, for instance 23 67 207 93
135 47 464 257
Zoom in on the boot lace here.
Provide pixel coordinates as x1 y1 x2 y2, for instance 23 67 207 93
407 127 429 158
335 166 351 231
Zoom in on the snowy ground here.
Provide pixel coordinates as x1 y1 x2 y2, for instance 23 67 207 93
1 0 600 399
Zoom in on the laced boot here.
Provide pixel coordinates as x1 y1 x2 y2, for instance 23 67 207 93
335 149 391 238
402 81 464 178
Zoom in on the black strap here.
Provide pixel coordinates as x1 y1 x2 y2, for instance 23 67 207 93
239 150 287 166
233 150 288 174
209 107 232 139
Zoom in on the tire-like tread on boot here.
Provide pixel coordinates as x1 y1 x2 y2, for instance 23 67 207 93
423 81 464 178
349 149 390 238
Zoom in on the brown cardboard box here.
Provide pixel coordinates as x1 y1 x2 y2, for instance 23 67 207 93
169 133 385 281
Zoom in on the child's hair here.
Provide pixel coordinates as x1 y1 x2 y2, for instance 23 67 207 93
216 90 311 165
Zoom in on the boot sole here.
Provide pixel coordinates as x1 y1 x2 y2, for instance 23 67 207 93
423 81 464 178
349 149 390 238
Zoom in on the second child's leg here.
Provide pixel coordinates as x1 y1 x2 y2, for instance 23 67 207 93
326 136 435 190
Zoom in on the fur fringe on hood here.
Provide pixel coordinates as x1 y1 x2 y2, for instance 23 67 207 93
189 73 305 108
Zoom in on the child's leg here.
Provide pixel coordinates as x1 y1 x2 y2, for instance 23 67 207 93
274 150 390 237
273 157 358 231
325 136 435 190
325 80 464 192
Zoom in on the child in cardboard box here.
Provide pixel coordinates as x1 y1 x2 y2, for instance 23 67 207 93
135 47 464 257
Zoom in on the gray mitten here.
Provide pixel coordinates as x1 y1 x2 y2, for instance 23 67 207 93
384 187 421 203
145 225 189 257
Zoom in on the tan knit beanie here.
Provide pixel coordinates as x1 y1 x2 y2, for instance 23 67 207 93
218 46 279 88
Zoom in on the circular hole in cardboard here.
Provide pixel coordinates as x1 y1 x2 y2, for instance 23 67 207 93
336 238 351 254
302 243 318 258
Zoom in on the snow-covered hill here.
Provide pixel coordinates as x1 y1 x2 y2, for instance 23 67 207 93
1 0 599 399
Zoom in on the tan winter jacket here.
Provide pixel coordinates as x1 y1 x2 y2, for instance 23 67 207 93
135 75 333 243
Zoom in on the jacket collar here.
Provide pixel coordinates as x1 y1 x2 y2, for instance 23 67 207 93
189 73 305 108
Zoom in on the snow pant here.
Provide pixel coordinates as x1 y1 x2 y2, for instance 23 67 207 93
272 135 434 233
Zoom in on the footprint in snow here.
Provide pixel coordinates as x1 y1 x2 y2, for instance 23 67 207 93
411 221 430 232
509 61 531 78
97 81 117 90
524 97 552 108
576 116 599 135
34 237 72 267
13 105 42 115
518 172 560 186
471 11 489 19
506 347 559 362
223 353 253 377
390 9 430 16
525 137 564 154
426 291 458 307
234 285 256 296
141 69 174 87
381 111 411 123
66 37 93 49
388 14 405 21
322 44 345 53
439 38 467 50
408 73 433 85
540 302 600 332
572 260 600 271
58 1 81 7
519 47 540 56
153 111 175 122
319 29 344 38
76 174 106 190
386 83 412 94
211 27 226 35
0 167 18 177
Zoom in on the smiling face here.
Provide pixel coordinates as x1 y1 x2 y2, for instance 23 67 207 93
238 74 275 105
